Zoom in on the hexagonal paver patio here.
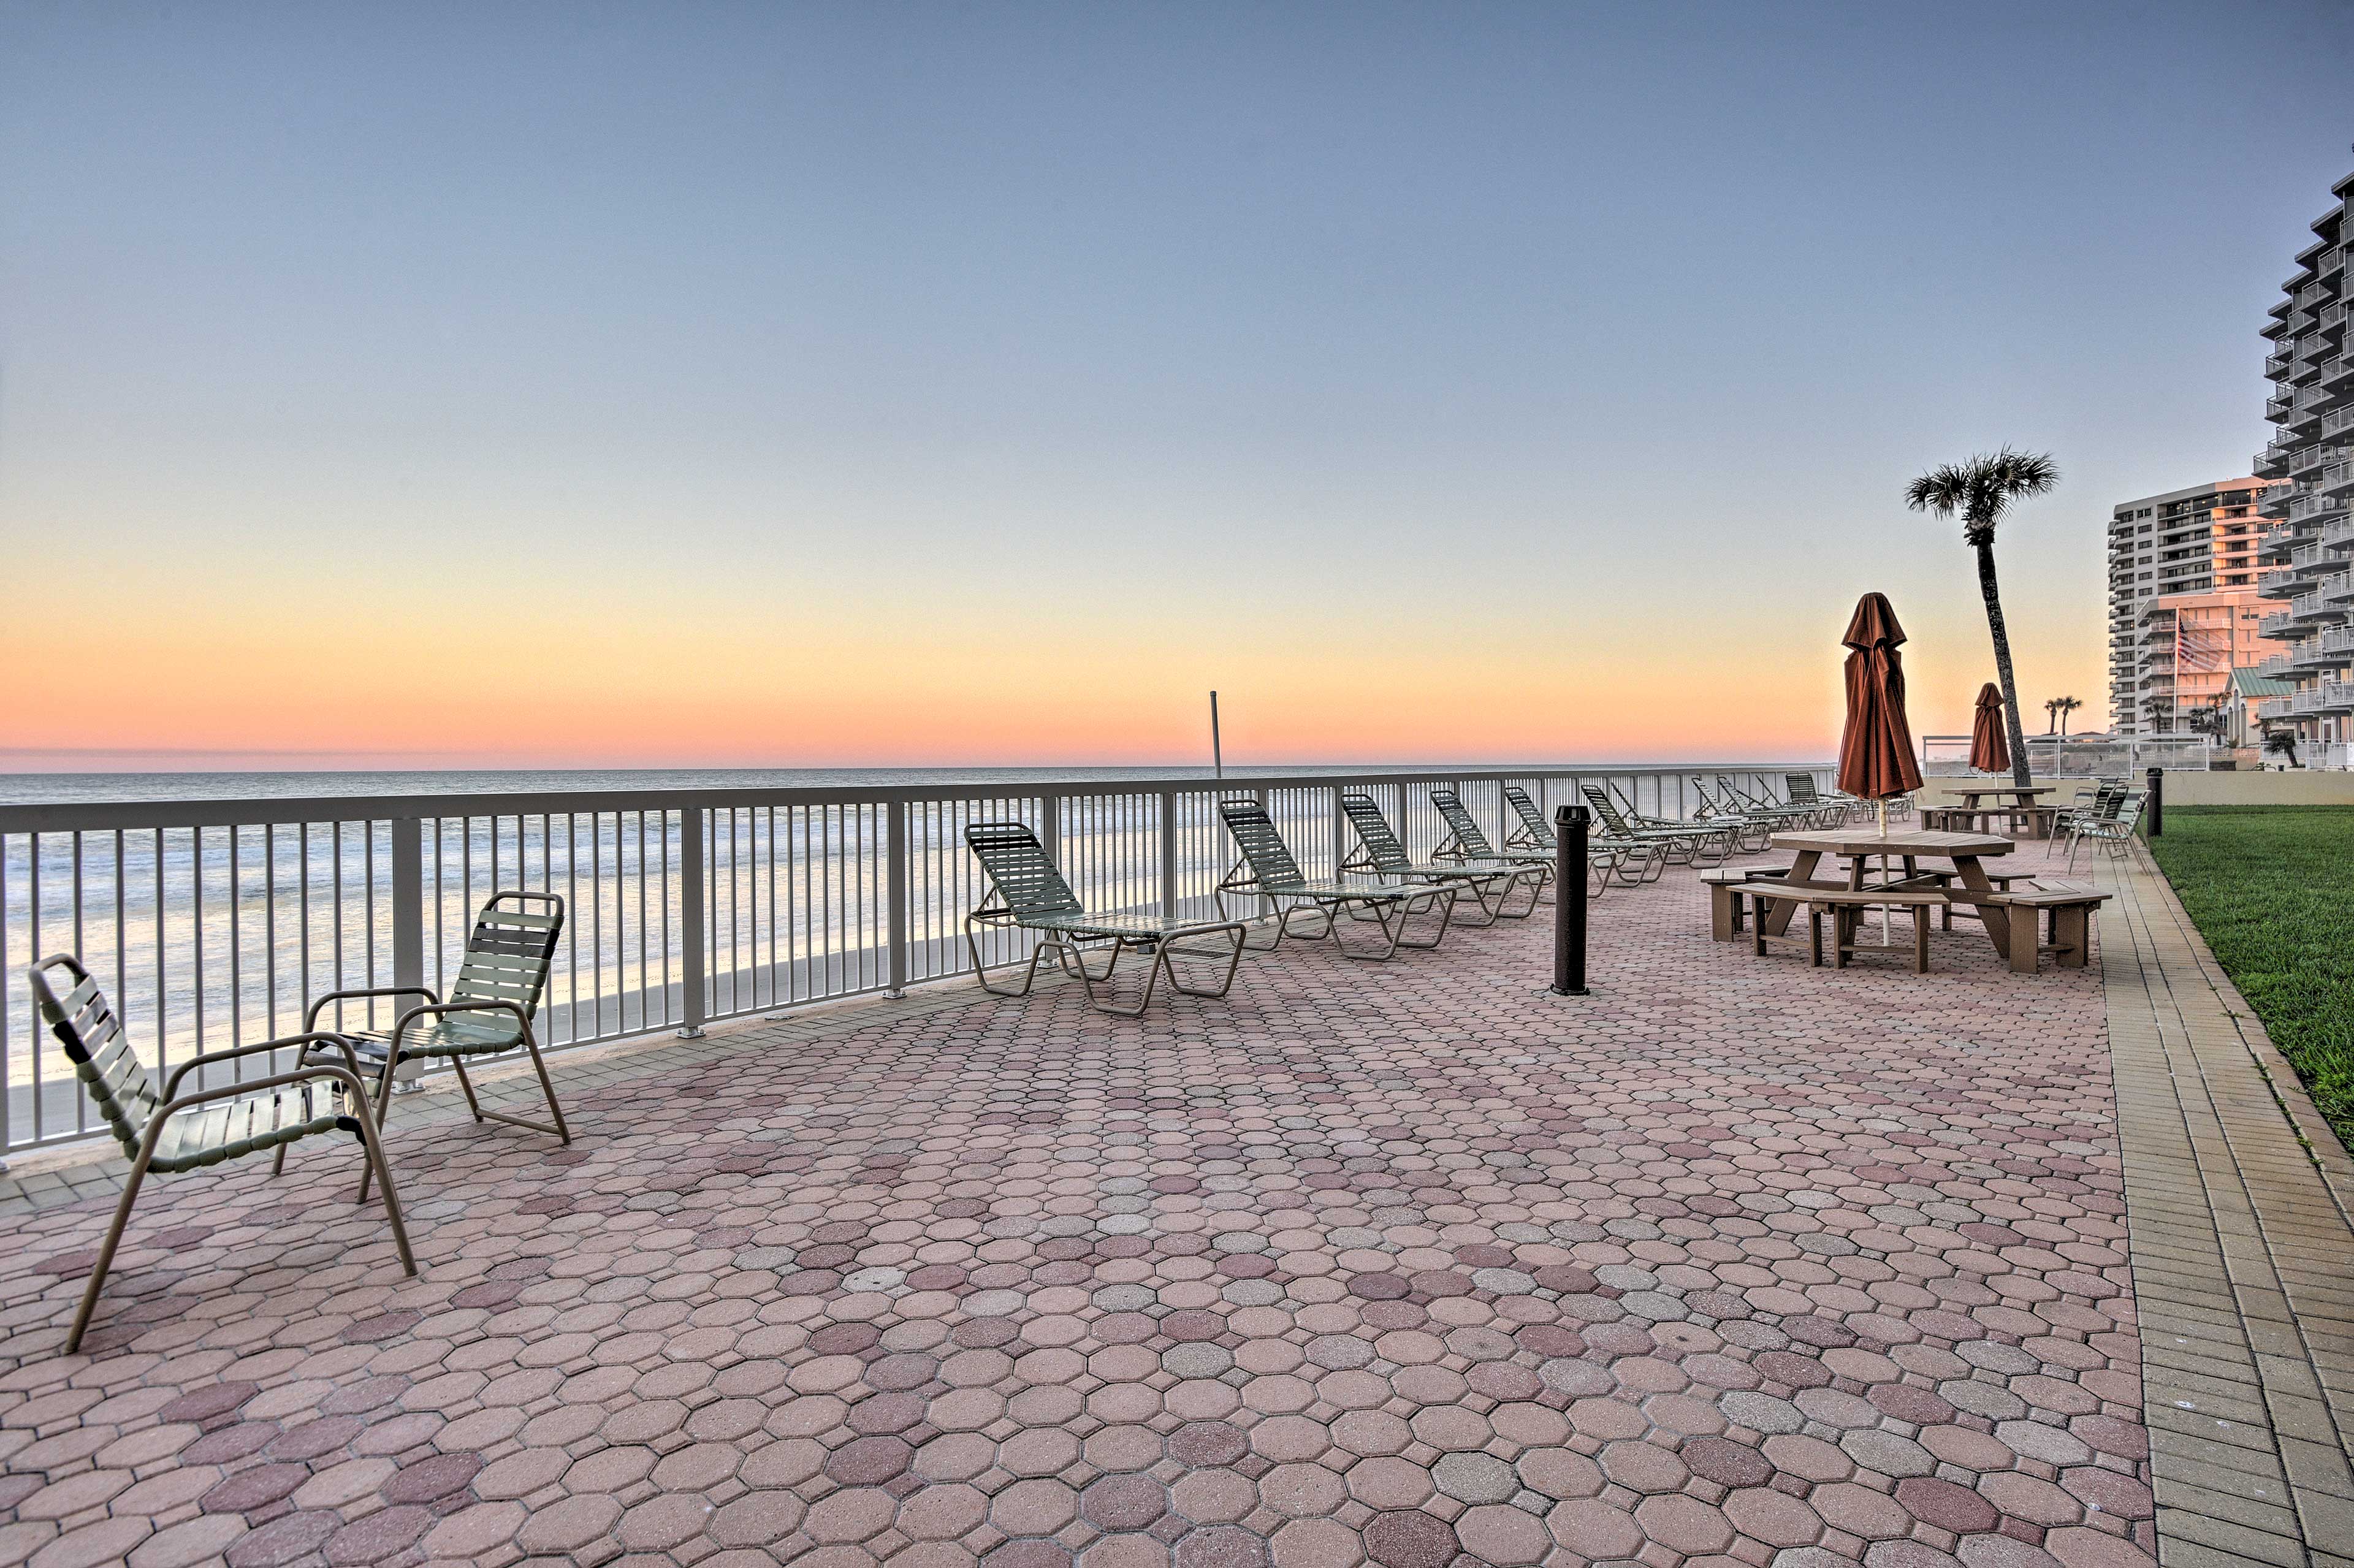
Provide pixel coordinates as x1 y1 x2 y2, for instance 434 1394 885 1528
0 855 2157 1567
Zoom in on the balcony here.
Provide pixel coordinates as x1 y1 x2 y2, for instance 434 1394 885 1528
2260 609 2298 639
2291 680 2354 715
2296 626 2354 670
2258 568 2299 597
2257 653 2296 680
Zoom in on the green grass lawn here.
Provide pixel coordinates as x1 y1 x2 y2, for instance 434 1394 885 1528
2149 805 2354 1154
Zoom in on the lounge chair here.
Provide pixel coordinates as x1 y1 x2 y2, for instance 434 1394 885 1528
30 954 416 1353
964 821 1247 1015
1784 774 1859 824
292 891 571 1197
1714 775 1817 829
1581 786 1733 867
1215 799 1458 959
1427 788 1559 896
1683 781 1780 851
1338 793 1543 923
1503 785 1661 885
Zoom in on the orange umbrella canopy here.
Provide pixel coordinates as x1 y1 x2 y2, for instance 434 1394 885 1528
1836 593 1926 801
1969 682 2011 774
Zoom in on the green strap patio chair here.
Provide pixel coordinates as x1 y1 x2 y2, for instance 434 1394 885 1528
1426 788 1557 896
1336 793 1541 924
2064 790 2144 873
1581 786 1732 867
964 821 1247 1016
1501 785 1659 886
1214 798 1457 960
30 954 415 1355
2049 783 2122 856
292 891 570 1197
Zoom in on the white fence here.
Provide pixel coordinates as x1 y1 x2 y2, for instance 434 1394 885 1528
2 763 1829 1155
1921 736 2215 777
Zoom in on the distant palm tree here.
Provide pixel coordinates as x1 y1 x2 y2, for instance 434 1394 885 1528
1906 449 2060 788
2044 698 2063 735
2055 696 2082 736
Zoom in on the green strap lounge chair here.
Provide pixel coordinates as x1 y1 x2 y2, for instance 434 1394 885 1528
1684 780 1781 851
1426 788 1559 896
1783 774 1857 824
1214 798 1458 960
30 954 415 1354
1606 782 1743 861
1581 786 1732 868
1337 793 1542 924
1716 775 1816 829
1501 785 1660 886
964 821 1247 1016
292 891 571 1198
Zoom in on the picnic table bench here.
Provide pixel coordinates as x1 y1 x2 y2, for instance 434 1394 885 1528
1747 885 1948 972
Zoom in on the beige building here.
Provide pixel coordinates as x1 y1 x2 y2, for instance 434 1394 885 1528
2253 164 2354 753
2107 478 2285 736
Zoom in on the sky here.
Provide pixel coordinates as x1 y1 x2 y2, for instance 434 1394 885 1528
3 1 2350 772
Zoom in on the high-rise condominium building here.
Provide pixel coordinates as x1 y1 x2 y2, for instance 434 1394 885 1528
2253 165 2354 750
2106 480 2284 736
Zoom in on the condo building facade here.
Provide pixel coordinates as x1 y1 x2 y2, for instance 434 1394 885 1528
2106 479 2285 736
2253 165 2354 752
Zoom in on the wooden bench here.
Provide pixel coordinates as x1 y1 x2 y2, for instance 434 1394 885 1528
1701 867 1789 939
1748 886 1948 973
1984 883 2111 973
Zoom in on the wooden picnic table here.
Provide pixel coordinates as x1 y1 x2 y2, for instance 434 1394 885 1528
1758 828 2017 959
1930 786 2058 840
1950 785 2053 807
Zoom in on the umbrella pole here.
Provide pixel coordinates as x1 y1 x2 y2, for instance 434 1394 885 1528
1877 799 1887 837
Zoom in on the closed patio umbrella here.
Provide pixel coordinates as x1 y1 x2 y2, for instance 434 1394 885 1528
1837 592 1925 834
1969 682 2010 774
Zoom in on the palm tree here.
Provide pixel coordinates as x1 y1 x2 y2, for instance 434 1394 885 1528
2055 696 2081 736
2044 698 2063 735
1905 448 2060 788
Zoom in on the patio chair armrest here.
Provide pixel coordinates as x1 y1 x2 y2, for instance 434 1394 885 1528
162 1032 366 1100
159 1061 375 1120
306 986 440 1032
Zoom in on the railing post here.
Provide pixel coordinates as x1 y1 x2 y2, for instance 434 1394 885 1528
886 800 908 998
1332 789 1347 879
1159 789 1179 918
678 807 706 1037
1041 793 1059 866
390 816 425 996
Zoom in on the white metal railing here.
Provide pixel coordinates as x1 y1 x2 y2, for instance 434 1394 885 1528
1 762 1829 1155
1924 736 2214 777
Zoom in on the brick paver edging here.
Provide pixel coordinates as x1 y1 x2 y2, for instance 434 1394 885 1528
2100 843 2354 1566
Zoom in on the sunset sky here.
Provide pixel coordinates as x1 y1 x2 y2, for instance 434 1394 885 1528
4 2 2350 771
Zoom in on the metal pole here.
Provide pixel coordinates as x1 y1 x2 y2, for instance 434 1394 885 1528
1551 804 1589 997
2146 767 2163 839
1210 691 1222 780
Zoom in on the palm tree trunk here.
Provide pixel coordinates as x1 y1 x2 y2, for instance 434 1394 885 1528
1975 540 2033 787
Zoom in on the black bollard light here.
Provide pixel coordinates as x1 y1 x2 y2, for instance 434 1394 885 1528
1552 804 1590 996
2146 766 2163 839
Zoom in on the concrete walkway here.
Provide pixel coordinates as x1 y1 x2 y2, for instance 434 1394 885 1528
2100 842 2354 1567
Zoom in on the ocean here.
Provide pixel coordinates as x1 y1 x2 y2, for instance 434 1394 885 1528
0 763 1537 807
